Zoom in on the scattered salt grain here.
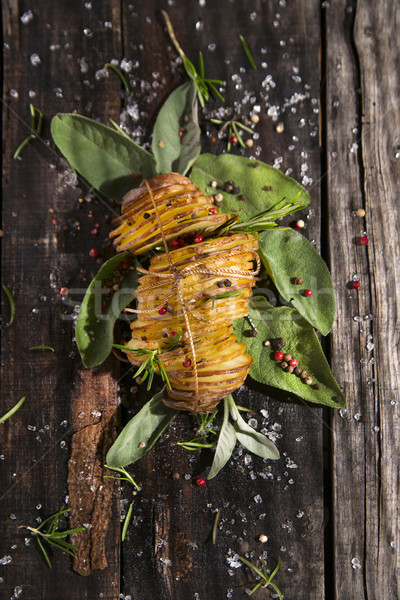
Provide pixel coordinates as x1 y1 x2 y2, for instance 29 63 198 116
30 53 41 66
21 10 34 24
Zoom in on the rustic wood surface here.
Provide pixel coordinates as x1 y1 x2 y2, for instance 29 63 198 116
0 1 398 600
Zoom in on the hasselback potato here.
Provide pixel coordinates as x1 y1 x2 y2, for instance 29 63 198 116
110 173 260 413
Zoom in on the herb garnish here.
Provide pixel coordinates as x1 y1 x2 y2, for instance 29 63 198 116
239 555 283 597
104 63 130 94
230 193 308 232
0 396 26 425
161 11 225 107
28 346 55 352
200 290 244 309
2 284 15 325
21 506 84 568
113 344 172 391
211 116 255 151
240 35 257 70
13 104 43 160
104 465 140 541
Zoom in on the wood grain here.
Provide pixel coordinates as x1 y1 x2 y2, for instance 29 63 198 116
326 0 400 597
120 3 325 599
3 0 397 598
1 1 122 598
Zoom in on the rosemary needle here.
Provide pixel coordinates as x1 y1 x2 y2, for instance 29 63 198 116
0 396 26 425
2 284 15 325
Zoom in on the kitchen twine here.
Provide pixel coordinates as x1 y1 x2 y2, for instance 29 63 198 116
124 179 261 410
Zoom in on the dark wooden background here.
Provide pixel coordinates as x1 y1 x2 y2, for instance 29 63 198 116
1 1 399 599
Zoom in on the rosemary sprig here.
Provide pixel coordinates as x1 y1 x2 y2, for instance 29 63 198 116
210 116 254 151
201 290 244 309
239 555 283 597
230 192 308 232
104 465 140 541
104 63 130 94
240 35 257 70
112 344 172 391
178 408 219 451
13 104 43 159
2 284 15 325
161 10 225 107
21 507 84 568
113 330 182 392
0 396 26 425
195 409 218 435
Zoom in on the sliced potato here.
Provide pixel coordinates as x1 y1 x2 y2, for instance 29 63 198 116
111 174 259 413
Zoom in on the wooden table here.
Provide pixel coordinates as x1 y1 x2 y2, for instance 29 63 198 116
1 1 399 598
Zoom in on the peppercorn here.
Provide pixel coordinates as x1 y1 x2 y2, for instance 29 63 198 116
286 365 294 373
233 186 241 195
217 281 224 288
301 370 308 379
314 384 322 390
196 477 206 487
304 376 313 385
224 183 234 193
304 289 313 297
280 361 288 369
253 161 260 168
263 340 271 347
356 208 365 217
143 212 150 219
274 352 284 361
271 337 285 350
288 358 298 367
246 139 254 148
359 235 369 245
294 277 304 285
333 395 344 403
182 360 192 368
294 367 302 376
352 281 360 290
224 279 232 287
283 353 292 361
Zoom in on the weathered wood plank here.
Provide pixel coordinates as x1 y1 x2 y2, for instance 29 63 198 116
120 2 325 599
326 0 400 597
1 1 122 598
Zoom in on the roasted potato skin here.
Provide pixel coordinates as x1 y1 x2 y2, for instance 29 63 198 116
111 174 259 413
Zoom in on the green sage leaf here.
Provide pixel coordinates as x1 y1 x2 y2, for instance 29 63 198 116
190 154 310 222
152 82 201 176
76 252 139 368
51 114 157 202
258 229 335 335
228 396 279 460
234 297 345 407
106 391 178 468
208 398 237 479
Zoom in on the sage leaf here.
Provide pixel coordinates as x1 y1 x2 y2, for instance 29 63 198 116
152 82 201 176
190 154 310 222
51 114 157 202
106 391 178 468
208 398 237 479
228 396 279 460
234 297 345 407
258 229 336 335
76 252 139 368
